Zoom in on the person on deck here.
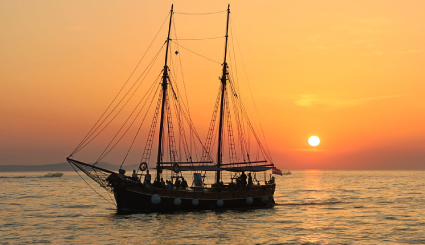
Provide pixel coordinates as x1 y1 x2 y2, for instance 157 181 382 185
240 171 247 186
132 170 138 181
153 179 159 187
160 178 166 188
175 178 181 189
181 177 188 189
144 170 151 184
247 172 253 186
166 180 173 190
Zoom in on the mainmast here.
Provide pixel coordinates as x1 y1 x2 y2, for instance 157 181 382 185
156 4 174 182
216 4 230 184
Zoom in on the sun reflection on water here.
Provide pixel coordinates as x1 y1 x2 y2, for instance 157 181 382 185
299 170 332 244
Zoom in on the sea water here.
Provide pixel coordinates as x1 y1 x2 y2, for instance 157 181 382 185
1 171 424 244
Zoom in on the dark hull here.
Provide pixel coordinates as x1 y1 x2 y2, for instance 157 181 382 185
113 183 275 213
66 159 276 213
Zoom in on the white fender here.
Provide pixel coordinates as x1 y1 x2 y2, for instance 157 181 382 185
261 196 269 204
246 197 253 204
192 199 199 206
216 199 224 207
174 198 181 206
151 194 161 204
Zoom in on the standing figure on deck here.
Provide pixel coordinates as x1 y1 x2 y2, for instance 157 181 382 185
132 170 138 181
241 171 247 186
144 170 151 184
181 177 188 189
248 173 253 186
175 178 181 189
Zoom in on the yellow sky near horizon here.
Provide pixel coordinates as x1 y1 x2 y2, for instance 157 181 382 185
1 0 425 169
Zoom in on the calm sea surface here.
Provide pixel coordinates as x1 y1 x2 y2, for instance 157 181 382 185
1 171 424 244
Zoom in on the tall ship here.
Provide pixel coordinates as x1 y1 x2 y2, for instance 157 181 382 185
67 5 280 213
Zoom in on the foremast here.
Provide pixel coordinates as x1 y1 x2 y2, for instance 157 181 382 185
216 4 230 184
156 4 174 182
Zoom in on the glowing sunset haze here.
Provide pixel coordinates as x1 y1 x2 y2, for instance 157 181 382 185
1 0 424 170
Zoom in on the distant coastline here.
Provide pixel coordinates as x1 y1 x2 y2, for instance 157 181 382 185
0 162 139 172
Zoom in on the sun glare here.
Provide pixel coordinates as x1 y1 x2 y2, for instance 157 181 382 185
308 136 320 147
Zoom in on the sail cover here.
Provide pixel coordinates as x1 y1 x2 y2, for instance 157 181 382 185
221 166 274 172
161 165 221 171
160 165 273 172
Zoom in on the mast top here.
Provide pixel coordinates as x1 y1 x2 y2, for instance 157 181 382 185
222 4 231 65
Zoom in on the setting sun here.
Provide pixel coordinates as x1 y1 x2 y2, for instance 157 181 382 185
308 136 320 147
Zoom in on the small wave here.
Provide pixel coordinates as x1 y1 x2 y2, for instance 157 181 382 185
394 228 411 231
18 195 43 199
57 214 83 218
276 201 345 206
384 216 398 220
31 240 52 244
7 203 24 206
377 201 394 204
64 205 97 209
342 189 357 193
0 176 44 179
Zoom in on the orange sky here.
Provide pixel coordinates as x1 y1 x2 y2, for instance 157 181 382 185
1 0 425 169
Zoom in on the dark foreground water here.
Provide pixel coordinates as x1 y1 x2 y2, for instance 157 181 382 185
1 171 424 244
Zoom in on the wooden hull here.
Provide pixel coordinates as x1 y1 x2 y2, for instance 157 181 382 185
66 159 276 213
113 182 276 213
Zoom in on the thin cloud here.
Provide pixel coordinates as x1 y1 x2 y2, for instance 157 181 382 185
358 18 392 26
397 50 422 54
68 26 83 30
333 18 392 36
363 51 384 57
294 94 407 110
290 148 325 152
364 50 422 56
299 45 343 50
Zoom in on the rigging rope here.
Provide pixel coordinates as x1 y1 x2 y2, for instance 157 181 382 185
173 36 224 41
70 163 117 207
170 73 205 163
171 19 190 113
229 19 274 164
96 71 161 163
73 44 165 157
70 13 170 157
170 40 221 64
119 83 159 168
174 10 226 15
231 85 273 163
170 20 201 161
229 18 240 92
169 83 214 162
169 79 192 161
166 70 214 162
97 75 161 164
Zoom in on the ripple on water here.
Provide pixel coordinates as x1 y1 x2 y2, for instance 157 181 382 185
63 204 98 209
1 171 425 244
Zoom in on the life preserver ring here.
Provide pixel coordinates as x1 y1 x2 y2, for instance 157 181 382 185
172 163 181 173
139 162 148 172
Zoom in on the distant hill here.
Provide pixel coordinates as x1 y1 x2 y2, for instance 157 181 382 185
0 162 140 172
